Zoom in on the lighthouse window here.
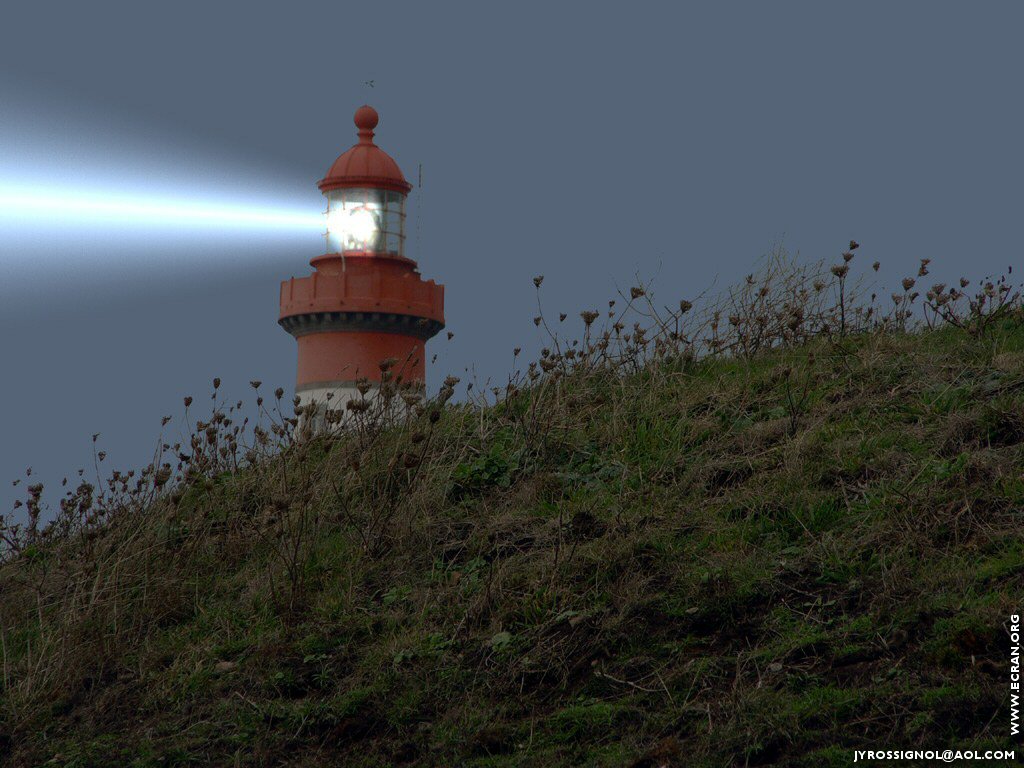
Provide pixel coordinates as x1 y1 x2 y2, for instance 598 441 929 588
324 188 406 256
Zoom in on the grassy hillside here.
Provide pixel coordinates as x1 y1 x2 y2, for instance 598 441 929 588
2 250 1023 766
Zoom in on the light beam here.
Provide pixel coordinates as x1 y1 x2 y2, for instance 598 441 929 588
0 182 323 231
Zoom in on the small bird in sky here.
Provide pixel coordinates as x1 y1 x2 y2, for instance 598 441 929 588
364 79 375 88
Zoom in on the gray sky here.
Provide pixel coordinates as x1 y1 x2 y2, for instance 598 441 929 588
2 1 1022 516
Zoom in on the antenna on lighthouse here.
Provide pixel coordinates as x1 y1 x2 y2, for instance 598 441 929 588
416 163 423 258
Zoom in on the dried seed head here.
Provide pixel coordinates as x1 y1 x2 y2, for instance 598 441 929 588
346 398 371 413
679 300 692 314
630 286 645 300
213 378 221 390
842 251 854 263
447 331 454 340
581 310 599 326
250 380 261 389
831 264 850 278
533 316 542 326
872 261 880 272
787 308 804 331
559 313 567 322
849 240 860 250
533 275 544 288
275 387 284 400
183 397 193 408
154 466 173 487
902 277 916 291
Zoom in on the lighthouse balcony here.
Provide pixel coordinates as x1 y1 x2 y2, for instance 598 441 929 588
279 261 444 328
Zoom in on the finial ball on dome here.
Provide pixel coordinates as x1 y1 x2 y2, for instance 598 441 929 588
354 105 379 131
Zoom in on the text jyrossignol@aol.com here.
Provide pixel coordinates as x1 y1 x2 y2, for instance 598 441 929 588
854 750 1014 763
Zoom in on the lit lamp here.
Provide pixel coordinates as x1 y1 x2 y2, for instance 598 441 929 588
324 187 404 255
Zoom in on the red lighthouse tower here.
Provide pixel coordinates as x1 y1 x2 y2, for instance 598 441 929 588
279 106 444 424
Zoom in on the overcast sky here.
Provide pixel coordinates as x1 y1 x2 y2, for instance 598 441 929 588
2 1 1022 517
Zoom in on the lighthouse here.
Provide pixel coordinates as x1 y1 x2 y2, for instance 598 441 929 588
279 106 445 427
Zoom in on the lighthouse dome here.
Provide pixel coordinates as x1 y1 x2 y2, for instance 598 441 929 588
318 106 412 195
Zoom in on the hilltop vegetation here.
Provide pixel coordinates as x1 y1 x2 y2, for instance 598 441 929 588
2 248 1023 766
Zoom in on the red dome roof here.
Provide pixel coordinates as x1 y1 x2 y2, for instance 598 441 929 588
318 106 412 195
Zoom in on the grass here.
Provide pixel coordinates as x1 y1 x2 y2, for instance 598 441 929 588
2 246 1024 765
